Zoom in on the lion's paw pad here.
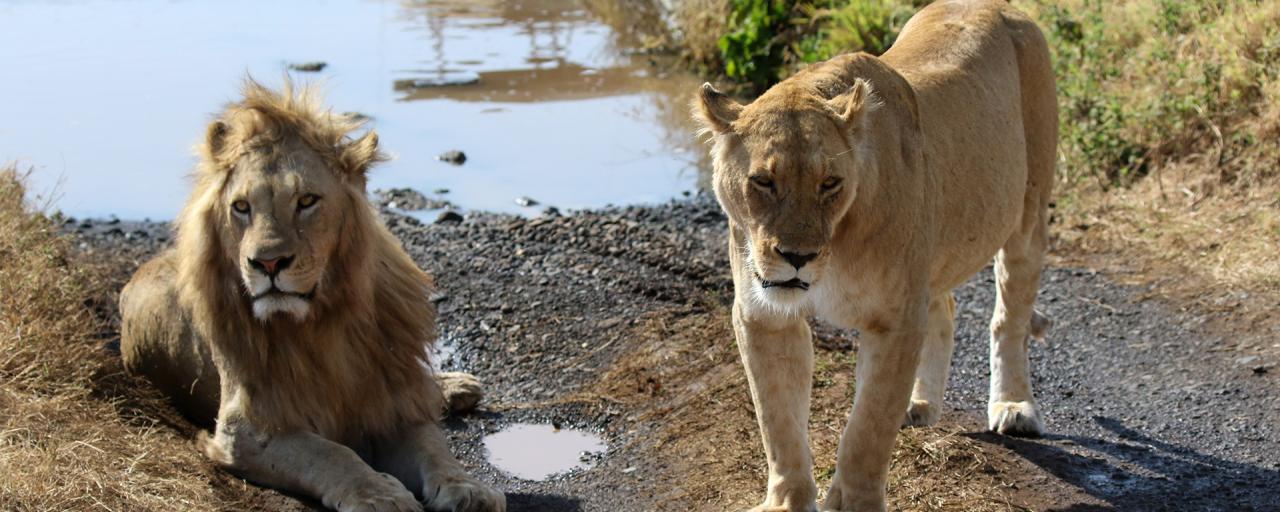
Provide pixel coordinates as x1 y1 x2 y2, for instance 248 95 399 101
988 400 1043 437
437 371 485 413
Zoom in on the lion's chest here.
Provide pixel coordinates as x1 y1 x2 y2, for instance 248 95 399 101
239 334 435 441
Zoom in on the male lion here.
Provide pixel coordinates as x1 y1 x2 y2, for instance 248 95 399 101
120 79 505 512
693 1 1056 510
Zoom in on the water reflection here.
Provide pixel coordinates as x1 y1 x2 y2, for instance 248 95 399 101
0 0 708 219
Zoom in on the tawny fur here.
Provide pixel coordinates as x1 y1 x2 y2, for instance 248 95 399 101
694 1 1057 511
120 79 504 512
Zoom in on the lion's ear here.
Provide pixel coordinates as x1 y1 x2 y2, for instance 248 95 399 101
828 79 877 132
340 130 387 176
202 120 230 165
694 83 743 134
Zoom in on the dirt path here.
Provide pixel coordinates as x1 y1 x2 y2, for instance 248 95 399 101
73 194 1278 511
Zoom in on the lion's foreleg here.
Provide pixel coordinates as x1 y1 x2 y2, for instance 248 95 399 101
734 301 819 512
823 326 924 512
374 422 506 512
204 400 421 512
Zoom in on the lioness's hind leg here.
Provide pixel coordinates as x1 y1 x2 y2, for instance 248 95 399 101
905 293 956 427
437 371 484 413
987 209 1050 437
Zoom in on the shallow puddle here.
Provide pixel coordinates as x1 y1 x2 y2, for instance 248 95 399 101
1 0 706 219
483 423 607 480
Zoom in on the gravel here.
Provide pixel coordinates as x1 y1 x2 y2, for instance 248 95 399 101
69 191 1279 511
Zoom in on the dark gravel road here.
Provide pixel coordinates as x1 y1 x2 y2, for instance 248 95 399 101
71 192 1279 511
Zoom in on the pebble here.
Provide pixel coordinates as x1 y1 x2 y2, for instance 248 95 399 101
435 211 464 224
288 61 327 72
438 150 467 165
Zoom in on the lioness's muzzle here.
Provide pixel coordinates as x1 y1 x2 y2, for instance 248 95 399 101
758 276 810 290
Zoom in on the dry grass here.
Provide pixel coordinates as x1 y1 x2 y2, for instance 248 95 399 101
594 305 1029 511
1036 0 1280 345
0 164 263 511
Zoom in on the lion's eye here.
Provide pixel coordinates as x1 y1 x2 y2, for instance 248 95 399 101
749 175 775 191
821 176 842 192
298 194 320 210
231 200 250 214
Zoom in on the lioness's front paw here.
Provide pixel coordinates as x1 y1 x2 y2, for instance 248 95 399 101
747 502 817 512
821 482 885 512
437 371 485 413
988 400 1043 437
424 473 506 512
332 472 423 512
903 399 942 427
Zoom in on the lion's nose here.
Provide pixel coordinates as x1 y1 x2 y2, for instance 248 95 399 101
774 247 817 270
248 255 294 277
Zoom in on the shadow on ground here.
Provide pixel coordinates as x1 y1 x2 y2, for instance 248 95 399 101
971 416 1280 511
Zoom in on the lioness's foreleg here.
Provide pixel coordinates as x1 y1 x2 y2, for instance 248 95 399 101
204 410 422 512
905 294 956 427
375 422 506 512
734 302 819 512
987 210 1049 436
823 323 924 512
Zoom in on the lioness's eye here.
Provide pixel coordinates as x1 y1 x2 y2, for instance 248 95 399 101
298 194 320 210
750 175 775 191
231 200 250 214
821 176 842 191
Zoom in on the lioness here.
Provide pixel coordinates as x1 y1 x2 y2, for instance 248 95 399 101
120 80 505 512
693 1 1056 510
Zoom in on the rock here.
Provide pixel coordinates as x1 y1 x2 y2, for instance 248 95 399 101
394 72 481 89
1253 365 1271 375
435 210 464 224
515 196 539 207
288 61 327 72
438 150 467 165
542 206 561 217
373 188 453 210
342 111 372 122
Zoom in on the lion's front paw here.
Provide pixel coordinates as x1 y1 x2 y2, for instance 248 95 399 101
437 371 485 413
988 400 1043 437
903 399 942 427
331 472 423 512
424 473 506 512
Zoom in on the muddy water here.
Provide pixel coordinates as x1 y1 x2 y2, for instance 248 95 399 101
0 0 706 219
483 423 607 480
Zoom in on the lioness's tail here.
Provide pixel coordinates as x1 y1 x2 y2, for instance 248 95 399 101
1030 308 1051 342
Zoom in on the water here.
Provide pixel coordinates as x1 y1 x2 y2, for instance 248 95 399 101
0 0 706 219
483 423 607 480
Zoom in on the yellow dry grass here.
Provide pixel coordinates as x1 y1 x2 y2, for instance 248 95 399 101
0 164 256 511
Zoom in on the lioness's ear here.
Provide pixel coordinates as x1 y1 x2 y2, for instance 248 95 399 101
694 83 743 134
340 129 387 176
828 79 877 132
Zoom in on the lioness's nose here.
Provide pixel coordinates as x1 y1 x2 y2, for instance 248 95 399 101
248 255 294 276
775 247 817 269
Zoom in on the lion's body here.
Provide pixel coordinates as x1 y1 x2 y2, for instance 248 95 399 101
120 80 503 512
695 1 1055 510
